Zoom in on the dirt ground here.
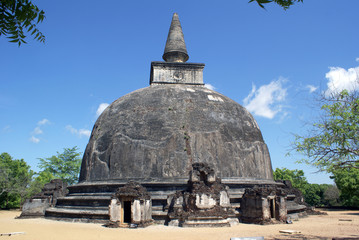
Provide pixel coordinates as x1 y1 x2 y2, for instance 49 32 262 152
0 209 358 240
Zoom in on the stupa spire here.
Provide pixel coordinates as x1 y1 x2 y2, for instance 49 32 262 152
162 13 189 63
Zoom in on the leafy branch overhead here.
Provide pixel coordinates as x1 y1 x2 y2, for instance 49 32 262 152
249 0 303 10
0 0 45 46
293 90 359 171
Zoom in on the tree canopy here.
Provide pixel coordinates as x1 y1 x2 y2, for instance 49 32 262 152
0 152 34 208
273 167 340 206
293 90 359 171
273 167 308 191
38 146 82 185
331 164 359 207
0 0 45 46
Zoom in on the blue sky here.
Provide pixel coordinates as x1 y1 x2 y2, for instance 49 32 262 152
1 0 358 184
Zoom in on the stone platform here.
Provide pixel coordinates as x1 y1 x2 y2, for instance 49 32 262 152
44 178 284 223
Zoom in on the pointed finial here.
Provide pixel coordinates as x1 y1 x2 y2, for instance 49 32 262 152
162 13 189 63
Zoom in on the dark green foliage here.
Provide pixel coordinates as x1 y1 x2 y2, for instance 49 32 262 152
38 147 82 185
0 152 34 209
249 0 303 10
303 183 340 207
0 0 45 46
273 168 340 207
304 183 322 206
323 184 340 207
0 148 81 208
273 168 308 193
331 165 359 207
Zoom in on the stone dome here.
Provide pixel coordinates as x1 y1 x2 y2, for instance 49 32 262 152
79 84 274 183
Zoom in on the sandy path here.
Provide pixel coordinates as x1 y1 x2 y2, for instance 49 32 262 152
0 210 358 240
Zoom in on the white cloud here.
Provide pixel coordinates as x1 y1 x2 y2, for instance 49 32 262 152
38 118 50 125
96 103 110 117
356 58 359 62
204 83 216 91
79 129 91 137
32 126 43 135
306 85 318 93
29 118 51 143
325 66 359 95
65 125 77 134
243 78 288 119
66 125 91 138
29 136 40 143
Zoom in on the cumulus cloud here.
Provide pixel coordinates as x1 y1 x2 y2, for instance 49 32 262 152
243 78 288 119
66 125 91 138
32 126 43 135
325 66 359 95
96 103 110 117
38 118 50 125
29 136 40 143
204 83 216 91
306 85 318 93
29 118 50 143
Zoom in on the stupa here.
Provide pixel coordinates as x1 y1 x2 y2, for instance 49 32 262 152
44 13 296 224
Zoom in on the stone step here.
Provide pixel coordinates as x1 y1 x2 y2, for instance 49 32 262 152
182 218 230 227
187 216 225 220
149 195 168 200
56 196 111 207
67 192 170 200
57 196 112 201
54 205 109 211
46 207 109 215
231 203 241 208
45 207 110 223
152 210 167 216
151 206 165 211
68 192 114 197
45 207 109 221
287 204 307 213
286 194 296 199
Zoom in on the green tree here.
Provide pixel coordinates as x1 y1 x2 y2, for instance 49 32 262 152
331 164 359 207
273 168 337 206
249 0 303 10
38 147 82 185
26 170 54 198
303 183 322 206
0 152 34 209
273 168 309 194
1 0 45 46
293 90 359 172
323 184 340 207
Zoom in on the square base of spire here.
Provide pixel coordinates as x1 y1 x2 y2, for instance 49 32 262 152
150 62 205 85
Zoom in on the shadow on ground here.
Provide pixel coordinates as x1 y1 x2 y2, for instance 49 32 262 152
341 212 359 216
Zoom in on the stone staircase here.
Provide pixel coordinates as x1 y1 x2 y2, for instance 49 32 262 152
44 180 188 223
45 192 113 223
